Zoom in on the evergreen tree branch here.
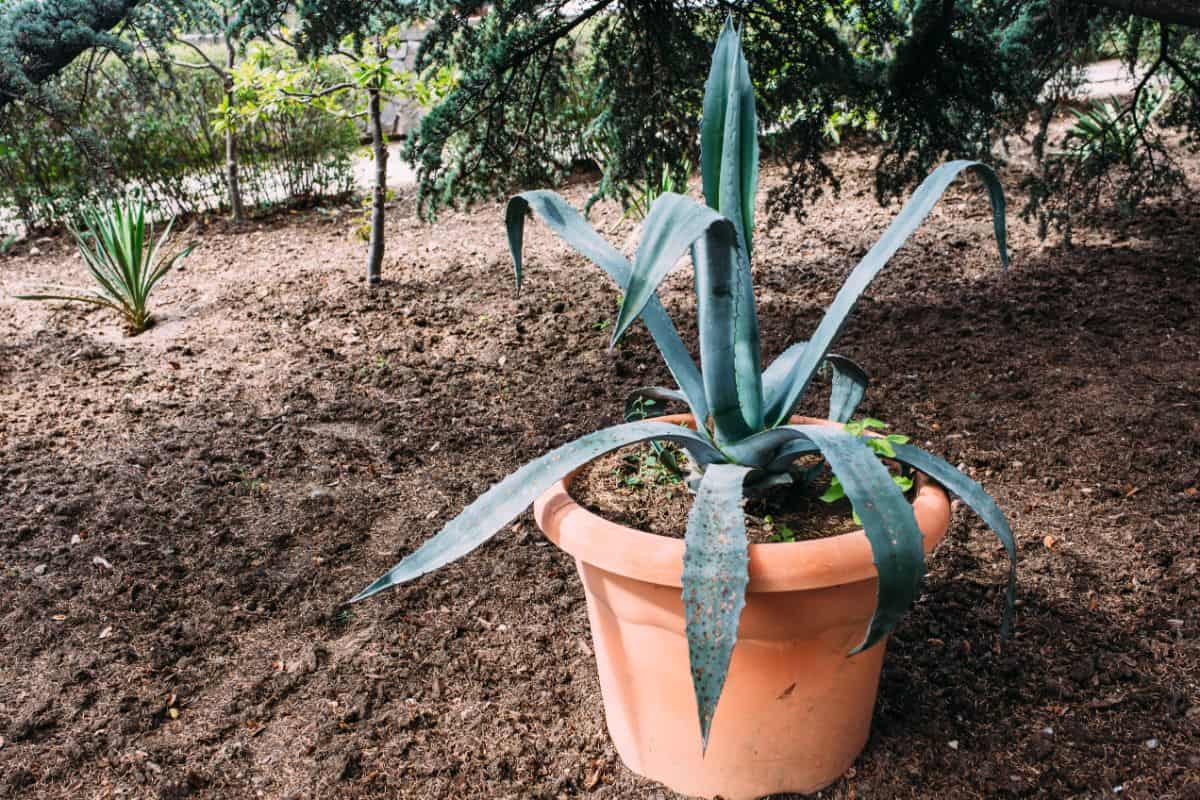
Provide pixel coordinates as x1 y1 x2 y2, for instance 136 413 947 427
1088 0 1200 27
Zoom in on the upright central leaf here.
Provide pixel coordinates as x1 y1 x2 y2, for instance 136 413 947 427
698 19 763 439
692 229 758 444
701 19 759 255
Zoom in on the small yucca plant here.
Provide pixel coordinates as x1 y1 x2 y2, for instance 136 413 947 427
17 195 192 334
1063 85 1168 165
354 20 1016 749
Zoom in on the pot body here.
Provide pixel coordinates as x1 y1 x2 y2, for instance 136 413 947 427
533 416 950 800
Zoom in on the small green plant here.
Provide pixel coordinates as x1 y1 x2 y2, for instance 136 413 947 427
236 469 267 496
624 157 694 222
762 515 796 543
352 20 1016 751
819 418 914 524
16 195 192 334
618 447 685 488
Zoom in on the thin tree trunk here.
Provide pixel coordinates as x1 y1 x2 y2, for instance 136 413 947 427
223 17 245 222
366 80 387 285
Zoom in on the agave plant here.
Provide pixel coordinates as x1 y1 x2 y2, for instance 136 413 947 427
353 20 1016 750
16 195 191 334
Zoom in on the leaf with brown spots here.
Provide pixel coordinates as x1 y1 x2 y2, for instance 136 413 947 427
682 463 753 750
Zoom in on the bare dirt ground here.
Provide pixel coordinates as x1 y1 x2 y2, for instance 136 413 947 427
0 145 1197 800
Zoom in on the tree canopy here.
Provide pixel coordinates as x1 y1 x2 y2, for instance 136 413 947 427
3 0 1199 232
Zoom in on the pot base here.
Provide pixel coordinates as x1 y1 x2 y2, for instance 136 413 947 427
577 557 886 800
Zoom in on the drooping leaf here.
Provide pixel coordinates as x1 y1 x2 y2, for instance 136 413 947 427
610 192 735 347
506 191 709 431
681 462 754 750
800 424 925 653
763 161 1008 427
892 443 1017 636
349 421 724 604
764 440 820 473
12 291 118 309
826 355 868 424
723 423 926 652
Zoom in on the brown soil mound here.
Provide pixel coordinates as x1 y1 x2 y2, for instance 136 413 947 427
1 147 1197 798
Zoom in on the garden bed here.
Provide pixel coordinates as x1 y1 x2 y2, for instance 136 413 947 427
1 148 1197 799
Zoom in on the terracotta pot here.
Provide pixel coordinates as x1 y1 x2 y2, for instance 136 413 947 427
533 415 951 800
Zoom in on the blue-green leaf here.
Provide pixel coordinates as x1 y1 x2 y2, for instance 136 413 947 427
794 425 925 652
701 17 758 257
826 355 868 424
349 421 723 604
723 424 926 652
764 440 821 473
601 191 760 444
759 339 805 403
763 341 865 426
892 443 1017 637
610 193 734 348
692 226 763 445
763 161 1008 427
696 227 768 448
506 191 709 431
682 463 754 750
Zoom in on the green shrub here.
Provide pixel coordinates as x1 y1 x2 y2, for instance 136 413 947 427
0 43 357 233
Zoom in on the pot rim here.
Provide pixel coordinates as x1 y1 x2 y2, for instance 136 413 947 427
533 414 951 593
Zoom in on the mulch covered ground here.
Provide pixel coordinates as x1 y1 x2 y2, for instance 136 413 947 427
1 146 1197 799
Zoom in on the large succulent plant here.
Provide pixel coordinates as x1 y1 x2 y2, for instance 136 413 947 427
353 20 1016 750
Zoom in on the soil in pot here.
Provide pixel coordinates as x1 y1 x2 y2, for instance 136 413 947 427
569 443 908 543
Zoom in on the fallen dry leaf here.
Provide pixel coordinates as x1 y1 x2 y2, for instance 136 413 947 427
583 761 604 791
